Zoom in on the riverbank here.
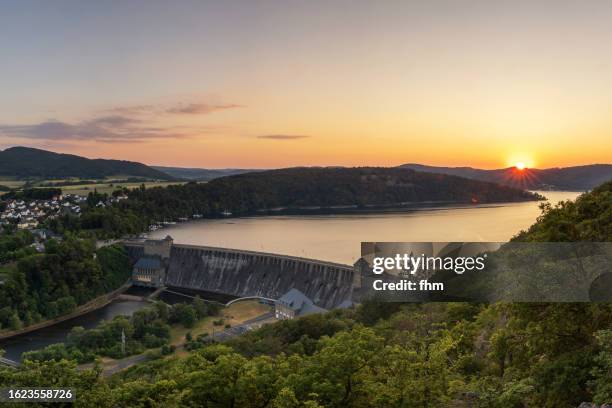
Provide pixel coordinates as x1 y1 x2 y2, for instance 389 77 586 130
0 281 132 341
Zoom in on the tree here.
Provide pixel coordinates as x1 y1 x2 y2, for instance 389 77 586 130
591 330 612 404
172 303 197 328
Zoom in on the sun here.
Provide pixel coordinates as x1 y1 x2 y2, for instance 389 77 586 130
507 154 535 170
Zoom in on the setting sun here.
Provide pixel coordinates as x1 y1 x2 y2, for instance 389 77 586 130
507 154 535 170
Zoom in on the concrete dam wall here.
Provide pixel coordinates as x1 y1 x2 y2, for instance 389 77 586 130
125 241 355 309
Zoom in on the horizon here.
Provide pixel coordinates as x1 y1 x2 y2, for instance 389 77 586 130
1 1 612 168
1 144 610 171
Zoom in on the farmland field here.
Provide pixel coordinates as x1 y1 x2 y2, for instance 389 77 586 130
0 177 187 196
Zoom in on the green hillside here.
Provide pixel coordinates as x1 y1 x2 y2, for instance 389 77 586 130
0 147 175 180
152 166 257 181
513 180 612 241
125 167 541 220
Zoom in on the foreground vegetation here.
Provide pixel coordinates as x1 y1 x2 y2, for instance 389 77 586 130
2 301 612 407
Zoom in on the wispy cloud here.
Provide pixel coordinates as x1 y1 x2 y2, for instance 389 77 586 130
256 134 311 140
0 99 243 143
0 115 187 143
104 105 156 115
166 103 244 115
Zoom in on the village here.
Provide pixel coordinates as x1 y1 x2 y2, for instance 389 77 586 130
0 191 129 231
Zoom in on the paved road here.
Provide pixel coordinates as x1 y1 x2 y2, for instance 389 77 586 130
207 312 275 342
0 356 19 368
101 353 150 377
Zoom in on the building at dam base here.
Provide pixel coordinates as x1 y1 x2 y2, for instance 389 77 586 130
131 235 172 287
125 237 360 311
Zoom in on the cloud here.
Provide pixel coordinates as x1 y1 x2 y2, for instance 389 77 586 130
104 105 156 115
167 103 243 115
87 115 142 127
103 101 244 116
256 134 311 140
0 99 244 143
0 115 187 143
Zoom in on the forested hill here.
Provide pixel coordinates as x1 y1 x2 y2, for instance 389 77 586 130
129 167 540 216
151 166 257 181
400 163 612 190
513 180 612 242
0 147 175 180
42 167 540 238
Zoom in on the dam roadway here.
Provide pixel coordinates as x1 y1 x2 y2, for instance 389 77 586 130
125 241 358 309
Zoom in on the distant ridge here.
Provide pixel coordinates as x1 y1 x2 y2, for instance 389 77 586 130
0 147 175 180
400 163 612 190
152 166 258 181
198 166 542 210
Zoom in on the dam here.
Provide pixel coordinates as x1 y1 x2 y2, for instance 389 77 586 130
125 237 359 309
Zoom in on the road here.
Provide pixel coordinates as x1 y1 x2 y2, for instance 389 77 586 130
206 312 275 342
0 356 19 368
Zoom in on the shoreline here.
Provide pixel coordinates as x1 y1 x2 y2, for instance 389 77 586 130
148 198 543 229
144 190 579 231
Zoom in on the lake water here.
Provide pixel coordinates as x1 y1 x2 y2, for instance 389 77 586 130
0 190 581 361
149 191 581 265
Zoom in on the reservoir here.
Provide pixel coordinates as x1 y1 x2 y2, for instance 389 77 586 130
0 190 580 361
148 191 581 264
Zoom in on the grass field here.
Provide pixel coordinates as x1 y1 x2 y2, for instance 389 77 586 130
59 181 185 196
169 299 273 345
0 178 25 189
0 176 186 196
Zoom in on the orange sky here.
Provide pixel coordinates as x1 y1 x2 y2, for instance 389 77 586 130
1 1 611 169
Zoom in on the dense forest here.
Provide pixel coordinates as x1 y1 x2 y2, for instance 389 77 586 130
0 181 610 406
48 167 542 238
0 146 173 180
152 166 256 181
513 180 612 242
0 229 35 264
0 240 131 330
135 167 541 213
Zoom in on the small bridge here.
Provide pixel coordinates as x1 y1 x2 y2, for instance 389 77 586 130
226 296 277 307
0 356 19 368
162 288 226 306
161 289 276 307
